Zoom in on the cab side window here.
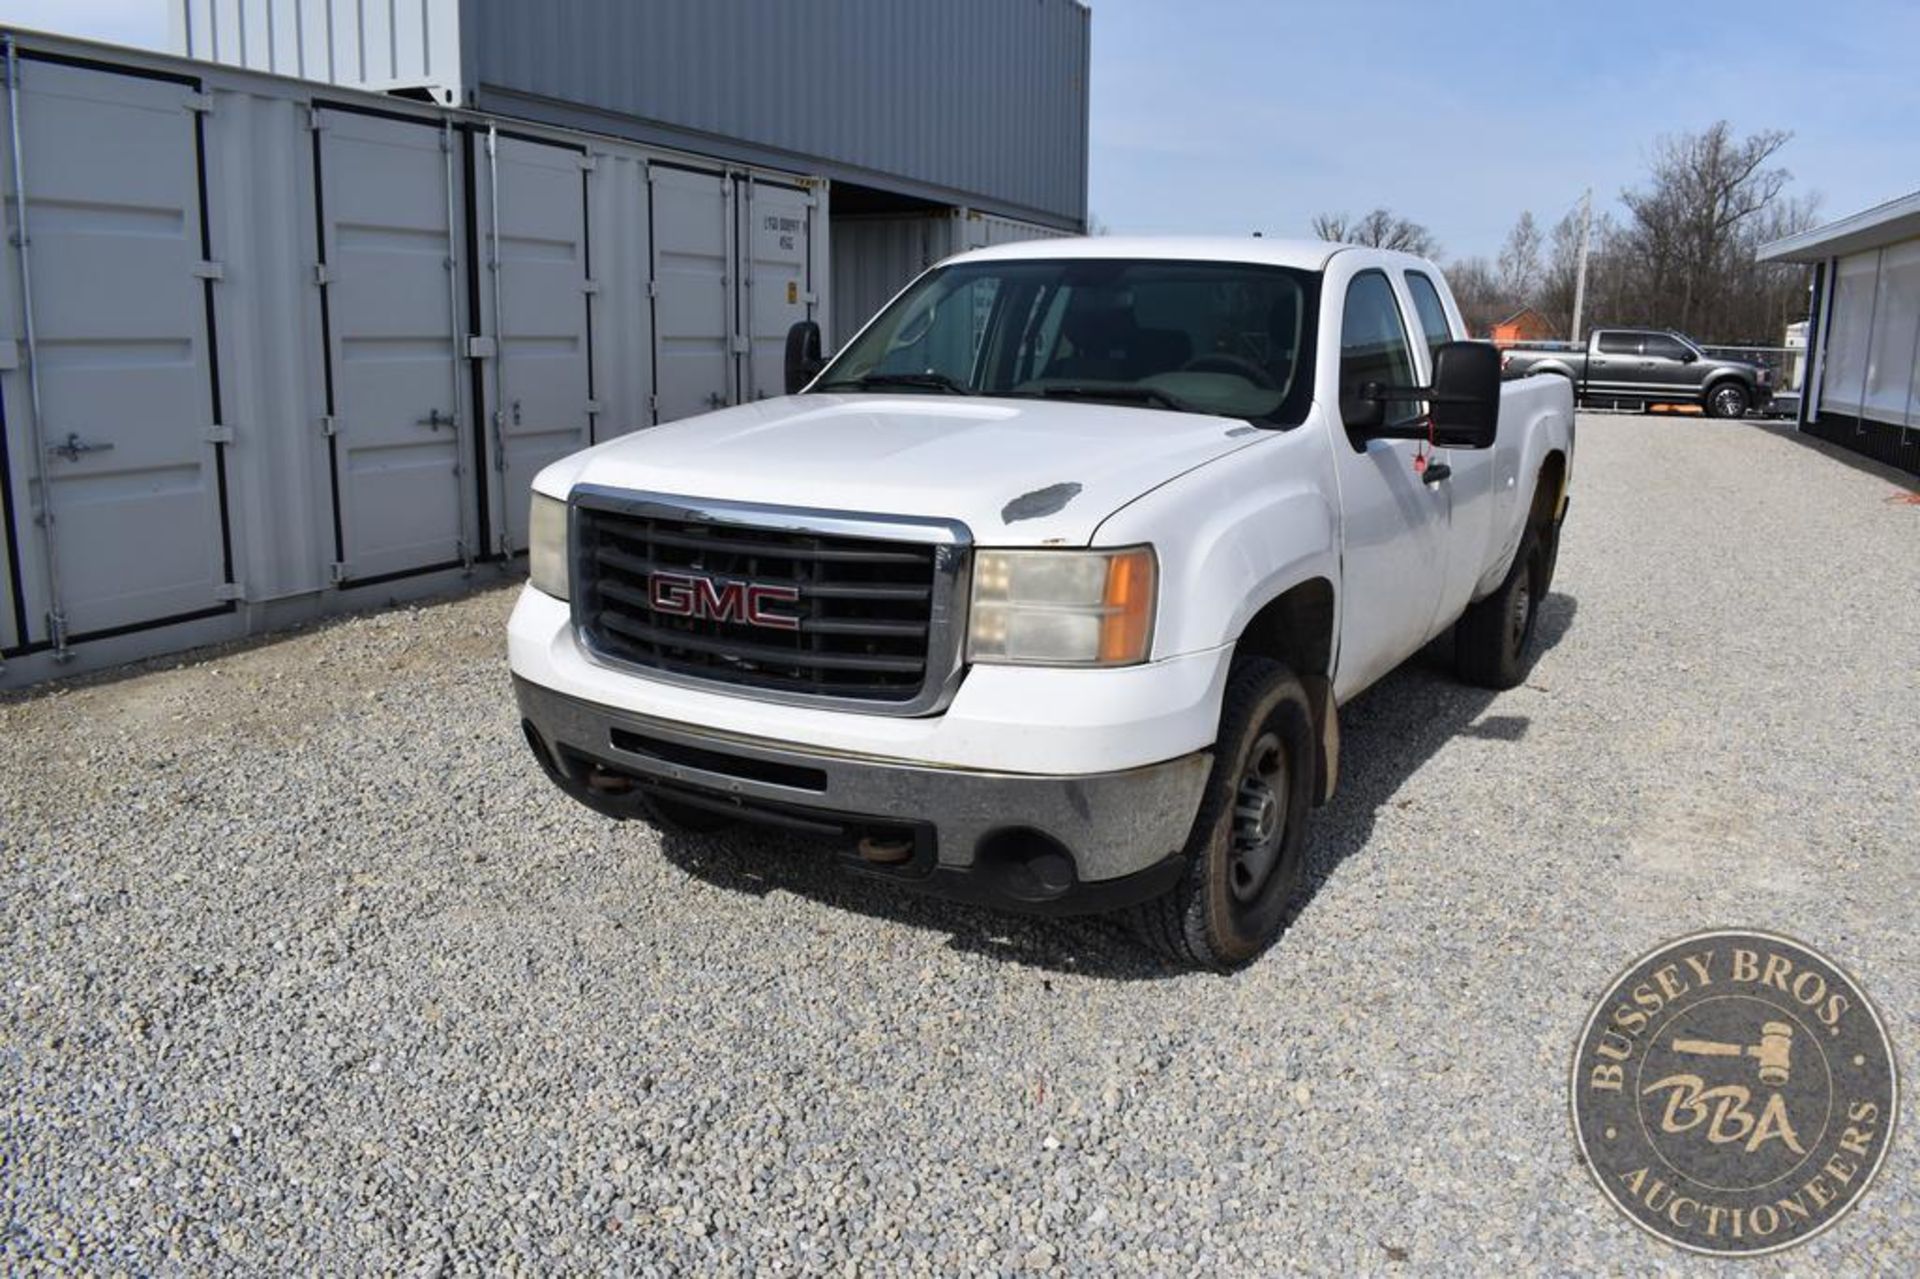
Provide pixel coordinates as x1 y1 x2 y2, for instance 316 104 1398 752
1403 271 1454 362
1596 332 1640 356
1643 334 1690 361
1340 272 1420 430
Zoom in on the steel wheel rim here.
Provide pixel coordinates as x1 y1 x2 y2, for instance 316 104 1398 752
1229 730 1289 903
1509 577 1533 654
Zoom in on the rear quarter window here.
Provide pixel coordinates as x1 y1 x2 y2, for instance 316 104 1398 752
1403 272 1454 360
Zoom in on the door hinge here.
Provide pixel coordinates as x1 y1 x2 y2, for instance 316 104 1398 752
305 106 327 132
584 399 603 415
578 154 597 172
327 561 350 585
646 280 659 298
646 393 658 413
802 291 818 305
204 424 234 444
316 415 337 437
729 335 750 354
214 581 244 601
312 263 330 287
582 279 600 295
183 91 213 113
193 260 225 281
465 335 496 359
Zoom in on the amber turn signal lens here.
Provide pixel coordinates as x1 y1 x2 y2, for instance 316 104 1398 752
1098 548 1156 664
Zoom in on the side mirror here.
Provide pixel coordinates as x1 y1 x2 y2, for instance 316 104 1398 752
1355 341 1500 449
784 320 825 394
1339 388 1385 432
1427 340 1499 449
1680 349 1699 364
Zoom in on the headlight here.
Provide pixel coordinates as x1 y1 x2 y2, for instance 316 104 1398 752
528 492 570 601
968 547 1156 666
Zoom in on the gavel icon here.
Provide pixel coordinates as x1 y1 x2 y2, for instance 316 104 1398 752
1672 1022 1795 1086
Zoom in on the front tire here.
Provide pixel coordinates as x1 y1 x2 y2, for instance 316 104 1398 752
1706 381 1750 419
1130 658 1316 970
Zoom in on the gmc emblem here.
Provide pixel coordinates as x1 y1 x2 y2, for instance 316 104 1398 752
648 570 801 631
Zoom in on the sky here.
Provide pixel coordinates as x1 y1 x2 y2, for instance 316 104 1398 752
5 0 1917 262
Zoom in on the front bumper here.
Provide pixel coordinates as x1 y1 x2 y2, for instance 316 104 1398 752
515 676 1211 915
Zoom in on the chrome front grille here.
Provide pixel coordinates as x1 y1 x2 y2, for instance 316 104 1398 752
570 489 970 714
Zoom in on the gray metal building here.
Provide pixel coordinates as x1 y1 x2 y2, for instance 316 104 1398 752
1 5 1090 687
171 0 1091 231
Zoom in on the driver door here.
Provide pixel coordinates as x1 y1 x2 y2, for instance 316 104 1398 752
1329 270 1449 698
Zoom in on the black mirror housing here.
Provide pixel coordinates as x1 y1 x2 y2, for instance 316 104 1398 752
1427 340 1500 449
784 320 825 394
1340 391 1386 432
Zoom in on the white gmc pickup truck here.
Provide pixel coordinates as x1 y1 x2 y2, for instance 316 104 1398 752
510 238 1575 967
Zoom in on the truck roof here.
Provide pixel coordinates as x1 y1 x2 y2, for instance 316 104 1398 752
947 235 1426 273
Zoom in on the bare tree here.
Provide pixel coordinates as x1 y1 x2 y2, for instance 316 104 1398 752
1444 256 1505 337
1619 121 1793 336
1311 208 1440 257
1497 211 1544 304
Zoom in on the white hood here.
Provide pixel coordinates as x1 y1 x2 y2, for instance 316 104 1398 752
536 394 1268 544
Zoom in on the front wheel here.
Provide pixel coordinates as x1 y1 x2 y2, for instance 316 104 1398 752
1129 658 1316 970
1706 381 1750 419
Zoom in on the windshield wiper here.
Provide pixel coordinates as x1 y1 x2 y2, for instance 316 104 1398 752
815 371 975 395
1035 383 1200 414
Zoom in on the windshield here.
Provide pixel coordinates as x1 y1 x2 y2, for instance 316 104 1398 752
815 257 1320 427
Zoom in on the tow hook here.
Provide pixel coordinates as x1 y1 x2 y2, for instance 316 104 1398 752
586 767 633 795
856 834 915 865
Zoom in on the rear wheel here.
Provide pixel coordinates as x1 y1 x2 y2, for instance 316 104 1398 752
1455 527 1546 690
1706 381 1750 419
1130 658 1316 970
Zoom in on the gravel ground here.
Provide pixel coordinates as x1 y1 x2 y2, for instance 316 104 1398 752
3 414 1917 1274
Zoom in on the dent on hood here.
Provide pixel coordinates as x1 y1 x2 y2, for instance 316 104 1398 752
1001 481 1083 524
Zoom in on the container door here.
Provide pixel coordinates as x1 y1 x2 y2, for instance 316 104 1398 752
738 178 816 401
648 165 734 423
0 58 231 642
475 132 594 554
313 108 471 584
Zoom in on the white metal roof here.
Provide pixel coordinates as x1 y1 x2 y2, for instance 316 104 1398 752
1757 189 1920 263
947 235 1370 271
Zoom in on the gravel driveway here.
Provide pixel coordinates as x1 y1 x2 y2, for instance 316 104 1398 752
4 414 1916 1274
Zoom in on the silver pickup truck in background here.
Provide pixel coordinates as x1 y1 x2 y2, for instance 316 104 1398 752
1501 327 1771 418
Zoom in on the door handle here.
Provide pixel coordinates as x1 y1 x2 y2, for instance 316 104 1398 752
49 432 114 462
1420 462 1452 485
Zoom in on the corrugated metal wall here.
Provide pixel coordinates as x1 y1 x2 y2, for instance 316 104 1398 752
830 210 1072 346
172 0 1090 230
467 0 1088 228
173 0 464 100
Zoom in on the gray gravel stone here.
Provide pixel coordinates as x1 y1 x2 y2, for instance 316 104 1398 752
1 415 1915 1273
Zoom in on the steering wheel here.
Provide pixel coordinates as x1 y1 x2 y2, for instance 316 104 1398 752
1179 352 1280 389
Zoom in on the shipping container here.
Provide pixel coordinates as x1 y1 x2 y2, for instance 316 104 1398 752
0 29 826 686
829 209 1073 346
172 0 1091 231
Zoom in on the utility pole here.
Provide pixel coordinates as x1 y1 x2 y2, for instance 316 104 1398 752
1570 188 1593 344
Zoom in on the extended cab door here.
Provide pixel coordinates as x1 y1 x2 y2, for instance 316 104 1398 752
1586 330 1642 396
1327 267 1448 697
1403 269 1497 629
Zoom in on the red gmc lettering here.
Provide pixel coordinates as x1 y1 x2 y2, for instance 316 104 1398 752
648 571 799 631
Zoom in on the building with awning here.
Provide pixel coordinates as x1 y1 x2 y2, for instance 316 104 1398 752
1760 190 1920 476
